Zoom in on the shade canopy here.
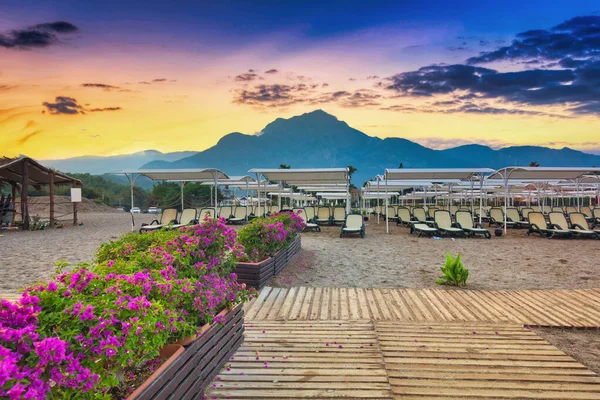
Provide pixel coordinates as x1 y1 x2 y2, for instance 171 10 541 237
249 168 349 184
488 167 600 181
0 156 82 187
385 168 494 181
109 168 228 181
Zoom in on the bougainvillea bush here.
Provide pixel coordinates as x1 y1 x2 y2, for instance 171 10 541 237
237 211 306 263
1 217 253 399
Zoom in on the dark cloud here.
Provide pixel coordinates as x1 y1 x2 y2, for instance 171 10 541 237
42 96 85 115
88 107 122 112
479 40 490 46
366 75 380 80
234 73 261 82
467 16 600 65
81 83 122 91
0 21 78 49
233 84 381 109
265 69 278 74
447 47 469 52
0 84 19 91
138 81 151 85
42 96 122 115
152 78 167 82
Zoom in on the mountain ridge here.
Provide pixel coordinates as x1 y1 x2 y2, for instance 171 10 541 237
39 109 600 186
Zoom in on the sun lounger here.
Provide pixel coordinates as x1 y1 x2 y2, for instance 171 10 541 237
198 207 216 220
521 207 534 221
568 212 600 238
580 206 593 221
551 206 564 214
316 207 331 225
455 210 491 239
434 210 466 237
383 205 397 222
218 206 233 220
340 214 365 238
140 208 178 232
295 208 320 232
506 208 527 228
412 207 429 224
304 206 316 223
411 223 439 237
427 207 438 219
170 208 198 229
527 212 572 238
565 206 577 216
332 207 346 225
396 207 412 227
228 206 248 224
489 207 518 228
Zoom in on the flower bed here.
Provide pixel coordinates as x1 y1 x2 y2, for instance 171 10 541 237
235 212 305 289
1 217 253 399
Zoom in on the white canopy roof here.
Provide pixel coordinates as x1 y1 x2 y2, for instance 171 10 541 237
385 168 494 181
109 168 228 181
249 168 349 184
488 167 600 181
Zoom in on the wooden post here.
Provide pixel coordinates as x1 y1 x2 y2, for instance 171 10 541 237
21 159 29 230
73 184 78 226
10 183 16 224
49 171 55 227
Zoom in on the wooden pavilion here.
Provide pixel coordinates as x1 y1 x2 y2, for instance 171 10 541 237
0 156 82 230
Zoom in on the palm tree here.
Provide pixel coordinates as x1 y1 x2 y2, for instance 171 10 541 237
279 164 290 169
529 161 540 167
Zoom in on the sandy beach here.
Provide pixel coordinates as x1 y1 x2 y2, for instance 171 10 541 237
273 219 600 290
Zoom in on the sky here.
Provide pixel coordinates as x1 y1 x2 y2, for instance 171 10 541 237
1 0 600 159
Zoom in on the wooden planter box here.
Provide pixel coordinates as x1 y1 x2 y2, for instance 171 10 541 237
234 234 302 289
130 303 245 400
234 257 275 290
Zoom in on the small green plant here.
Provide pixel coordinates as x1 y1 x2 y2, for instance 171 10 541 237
436 252 469 286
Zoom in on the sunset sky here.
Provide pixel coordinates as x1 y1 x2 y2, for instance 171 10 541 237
1 0 600 159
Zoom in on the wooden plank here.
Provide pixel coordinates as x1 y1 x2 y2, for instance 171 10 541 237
277 287 296 320
298 287 314 320
373 289 394 321
255 287 281 321
330 287 340 320
309 287 322 320
246 287 272 320
356 288 371 319
319 287 330 320
340 288 350 320
365 288 381 320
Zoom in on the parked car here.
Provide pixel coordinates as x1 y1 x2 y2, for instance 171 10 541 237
147 207 160 214
115 206 125 212
130 207 141 213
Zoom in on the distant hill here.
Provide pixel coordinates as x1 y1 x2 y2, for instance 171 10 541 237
142 110 600 185
42 150 196 175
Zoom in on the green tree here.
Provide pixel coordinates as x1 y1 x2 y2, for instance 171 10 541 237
279 164 290 169
529 161 540 167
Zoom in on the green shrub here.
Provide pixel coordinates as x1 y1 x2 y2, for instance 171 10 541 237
436 252 469 286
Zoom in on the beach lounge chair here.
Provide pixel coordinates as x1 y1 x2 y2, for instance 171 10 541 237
568 212 600 239
594 209 600 226
580 206 593 221
304 206 316 223
434 210 466 237
198 207 216 220
396 207 412 226
527 212 572 238
506 208 527 228
316 207 331 225
340 214 365 238
219 206 233 220
228 206 248 224
332 207 346 225
521 207 534 221
552 206 565 214
411 223 439 237
170 208 198 229
489 207 518 228
140 208 178 232
296 208 320 232
455 210 491 239
412 207 429 223
383 205 397 222
565 206 577 216
427 207 438 219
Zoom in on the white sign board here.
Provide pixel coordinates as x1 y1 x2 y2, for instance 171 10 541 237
70 188 82 203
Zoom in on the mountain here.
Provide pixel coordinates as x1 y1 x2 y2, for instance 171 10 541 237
42 149 196 175
142 110 600 185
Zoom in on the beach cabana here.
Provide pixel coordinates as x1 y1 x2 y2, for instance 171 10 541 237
249 168 350 215
488 167 600 233
108 168 229 212
0 156 83 230
381 168 494 233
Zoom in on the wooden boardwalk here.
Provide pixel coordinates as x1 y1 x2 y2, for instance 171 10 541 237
206 321 600 399
244 287 600 327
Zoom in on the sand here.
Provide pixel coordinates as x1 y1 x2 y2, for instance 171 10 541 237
272 220 600 290
0 212 154 293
